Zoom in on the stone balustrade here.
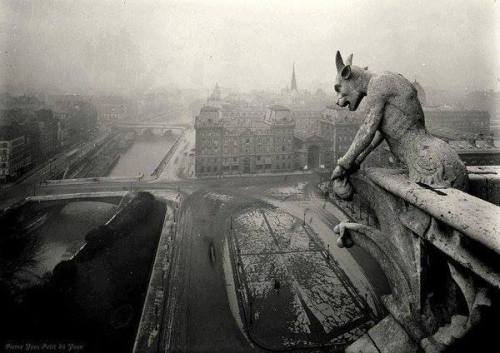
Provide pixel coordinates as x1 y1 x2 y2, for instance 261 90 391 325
328 167 500 352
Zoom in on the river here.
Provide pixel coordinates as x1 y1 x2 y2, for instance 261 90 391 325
11 133 179 285
30 201 117 280
109 132 179 177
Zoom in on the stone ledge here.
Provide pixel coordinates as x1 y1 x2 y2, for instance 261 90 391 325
365 168 500 255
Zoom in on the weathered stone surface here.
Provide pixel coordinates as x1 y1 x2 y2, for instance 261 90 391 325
425 219 500 289
368 315 419 353
367 168 500 255
330 51 468 191
467 166 500 205
331 176 353 200
398 205 431 237
331 168 500 352
345 333 379 353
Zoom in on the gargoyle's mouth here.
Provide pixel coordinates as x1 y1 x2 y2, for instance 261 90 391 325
348 93 366 111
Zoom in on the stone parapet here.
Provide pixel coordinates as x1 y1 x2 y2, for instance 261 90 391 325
329 168 500 353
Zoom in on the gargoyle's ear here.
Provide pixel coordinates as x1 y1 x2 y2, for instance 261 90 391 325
346 53 353 66
341 65 351 79
335 51 344 72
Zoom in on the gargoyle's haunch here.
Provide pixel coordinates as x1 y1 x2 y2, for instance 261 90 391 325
330 51 468 195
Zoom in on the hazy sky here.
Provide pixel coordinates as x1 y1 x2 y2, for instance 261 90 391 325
1 0 499 95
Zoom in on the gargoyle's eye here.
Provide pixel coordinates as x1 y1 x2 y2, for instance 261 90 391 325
334 84 341 93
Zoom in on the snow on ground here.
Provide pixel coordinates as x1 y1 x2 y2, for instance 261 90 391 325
265 208 320 252
285 252 365 333
235 210 278 254
289 292 312 335
240 254 287 297
232 206 373 348
266 197 382 317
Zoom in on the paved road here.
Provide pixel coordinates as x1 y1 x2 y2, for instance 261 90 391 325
162 190 259 353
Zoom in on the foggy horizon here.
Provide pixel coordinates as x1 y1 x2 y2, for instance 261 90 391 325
1 0 499 96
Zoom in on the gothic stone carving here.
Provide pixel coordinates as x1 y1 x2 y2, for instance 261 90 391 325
332 172 493 352
330 51 468 199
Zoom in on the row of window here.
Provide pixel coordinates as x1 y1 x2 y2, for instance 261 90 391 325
198 154 293 164
200 144 292 155
199 136 293 146
197 162 293 173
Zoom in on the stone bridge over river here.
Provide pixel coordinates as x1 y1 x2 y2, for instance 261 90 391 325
115 122 186 136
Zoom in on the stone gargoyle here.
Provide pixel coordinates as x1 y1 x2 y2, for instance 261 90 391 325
330 51 468 198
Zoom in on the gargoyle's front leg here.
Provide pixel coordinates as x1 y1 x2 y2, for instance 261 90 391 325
354 130 384 167
337 100 385 171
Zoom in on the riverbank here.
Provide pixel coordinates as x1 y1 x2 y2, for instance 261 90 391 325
68 133 125 178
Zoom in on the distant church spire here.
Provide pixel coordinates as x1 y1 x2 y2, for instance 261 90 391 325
209 82 221 101
291 63 297 91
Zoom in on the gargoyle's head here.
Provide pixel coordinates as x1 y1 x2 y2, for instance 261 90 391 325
334 51 368 111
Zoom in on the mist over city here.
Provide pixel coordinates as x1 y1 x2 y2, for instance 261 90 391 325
1 1 500 353
2 0 499 93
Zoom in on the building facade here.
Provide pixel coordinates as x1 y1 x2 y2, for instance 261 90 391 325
292 110 333 170
195 105 295 176
0 123 32 181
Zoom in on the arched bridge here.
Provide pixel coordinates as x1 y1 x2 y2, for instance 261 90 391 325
115 122 186 135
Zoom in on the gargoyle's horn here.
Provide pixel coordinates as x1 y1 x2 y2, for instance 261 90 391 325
335 51 344 72
346 53 353 66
